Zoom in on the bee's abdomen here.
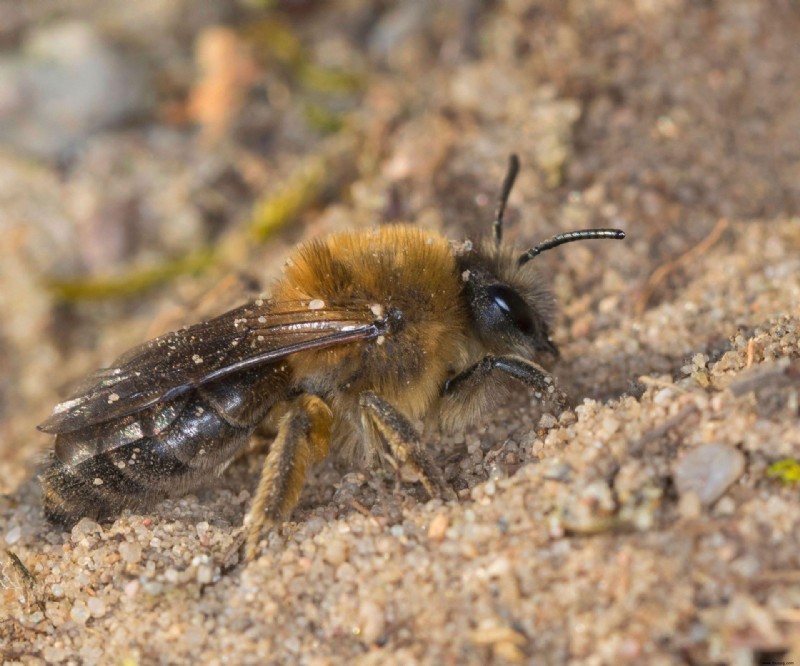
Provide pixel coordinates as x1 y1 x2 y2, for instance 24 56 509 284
41 367 288 526
41 442 193 526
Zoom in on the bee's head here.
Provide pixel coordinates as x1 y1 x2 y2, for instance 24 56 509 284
456 154 625 362
456 242 560 362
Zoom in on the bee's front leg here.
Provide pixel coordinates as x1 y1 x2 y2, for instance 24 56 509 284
445 354 560 396
359 391 456 501
244 394 333 560
440 355 566 430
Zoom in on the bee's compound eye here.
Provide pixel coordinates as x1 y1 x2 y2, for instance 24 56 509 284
487 285 534 334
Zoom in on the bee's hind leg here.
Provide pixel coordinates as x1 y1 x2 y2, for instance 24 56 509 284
244 394 333 560
359 391 456 502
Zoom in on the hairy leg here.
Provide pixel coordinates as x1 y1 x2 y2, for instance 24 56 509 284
440 354 565 431
245 394 332 560
360 391 455 501
445 354 560 396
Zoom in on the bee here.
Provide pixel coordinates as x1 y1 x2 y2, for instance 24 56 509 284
39 155 624 559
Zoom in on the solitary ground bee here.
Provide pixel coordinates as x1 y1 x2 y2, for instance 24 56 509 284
39 155 624 559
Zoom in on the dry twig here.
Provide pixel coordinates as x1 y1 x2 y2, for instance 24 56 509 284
636 217 730 314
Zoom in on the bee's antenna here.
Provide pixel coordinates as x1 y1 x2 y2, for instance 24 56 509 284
493 154 520 247
518 228 626 265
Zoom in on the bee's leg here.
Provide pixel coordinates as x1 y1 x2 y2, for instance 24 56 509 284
359 391 456 501
442 354 567 417
245 394 332 560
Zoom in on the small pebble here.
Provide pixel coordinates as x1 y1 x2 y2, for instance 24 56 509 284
358 600 386 645
323 539 349 566
4 525 21 545
69 601 90 624
600 416 620 436
124 580 139 598
673 443 746 506
653 388 675 405
196 565 214 585
538 413 558 429
485 556 512 578
715 496 737 516
678 491 702 519
87 597 106 618
43 646 67 663
119 541 142 564
427 513 449 541
71 518 102 541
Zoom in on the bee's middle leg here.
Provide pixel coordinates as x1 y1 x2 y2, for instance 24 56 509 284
359 391 456 501
245 393 332 560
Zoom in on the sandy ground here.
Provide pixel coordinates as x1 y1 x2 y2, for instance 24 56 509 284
2 1 800 664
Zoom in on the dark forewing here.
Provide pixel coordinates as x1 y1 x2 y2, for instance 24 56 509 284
39 300 381 434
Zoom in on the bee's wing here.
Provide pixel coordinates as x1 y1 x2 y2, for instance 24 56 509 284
39 300 381 434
